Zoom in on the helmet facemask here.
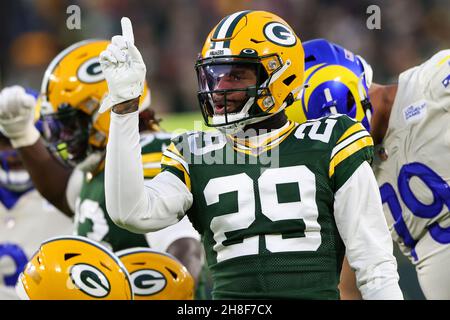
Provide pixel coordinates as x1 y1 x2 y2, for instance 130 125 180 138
196 56 275 133
41 104 92 168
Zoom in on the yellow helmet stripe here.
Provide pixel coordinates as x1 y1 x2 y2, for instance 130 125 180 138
303 64 365 120
301 64 326 113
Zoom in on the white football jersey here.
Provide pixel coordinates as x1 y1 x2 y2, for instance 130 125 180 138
0 189 73 299
372 50 450 264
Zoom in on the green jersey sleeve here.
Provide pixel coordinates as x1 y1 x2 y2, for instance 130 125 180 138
160 133 191 190
329 115 374 191
140 132 172 179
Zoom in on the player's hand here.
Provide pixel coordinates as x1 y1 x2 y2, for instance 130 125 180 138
0 85 40 148
98 17 146 114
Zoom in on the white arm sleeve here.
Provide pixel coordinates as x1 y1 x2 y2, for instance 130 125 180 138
105 110 193 233
334 161 403 300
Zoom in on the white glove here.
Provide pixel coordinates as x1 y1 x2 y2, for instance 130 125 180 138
98 17 146 114
0 85 40 148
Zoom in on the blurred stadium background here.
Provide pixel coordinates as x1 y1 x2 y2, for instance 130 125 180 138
1 0 449 299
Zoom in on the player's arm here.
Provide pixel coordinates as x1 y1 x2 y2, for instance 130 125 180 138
338 256 362 300
17 141 75 215
331 117 403 300
106 98 192 232
101 18 193 233
335 162 402 299
0 86 74 216
141 153 202 284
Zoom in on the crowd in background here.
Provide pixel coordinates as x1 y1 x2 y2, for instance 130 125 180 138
0 0 449 115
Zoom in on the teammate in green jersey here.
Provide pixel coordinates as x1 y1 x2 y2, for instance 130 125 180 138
0 40 202 293
100 12 403 299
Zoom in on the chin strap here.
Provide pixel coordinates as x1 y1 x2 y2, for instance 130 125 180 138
357 73 373 125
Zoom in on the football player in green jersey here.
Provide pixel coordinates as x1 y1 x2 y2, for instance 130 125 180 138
0 40 203 291
99 13 403 299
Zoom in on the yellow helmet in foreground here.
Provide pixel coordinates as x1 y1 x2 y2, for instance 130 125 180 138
15 236 133 300
38 39 150 167
116 248 194 300
196 10 305 133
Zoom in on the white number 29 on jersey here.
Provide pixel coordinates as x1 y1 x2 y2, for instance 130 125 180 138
204 165 322 263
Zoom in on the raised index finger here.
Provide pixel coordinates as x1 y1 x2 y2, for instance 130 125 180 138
121 17 134 45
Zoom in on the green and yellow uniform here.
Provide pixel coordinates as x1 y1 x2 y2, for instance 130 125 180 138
161 115 374 299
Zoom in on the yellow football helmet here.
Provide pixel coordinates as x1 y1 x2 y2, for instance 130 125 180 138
116 248 194 300
37 39 150 167
195 10 305 133
15 235 133 300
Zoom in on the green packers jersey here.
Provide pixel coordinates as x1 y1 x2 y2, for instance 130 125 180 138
161 115 374 299
195 262 213 300
75 132 171 252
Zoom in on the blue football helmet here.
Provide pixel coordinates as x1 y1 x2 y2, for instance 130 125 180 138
286 39 374 131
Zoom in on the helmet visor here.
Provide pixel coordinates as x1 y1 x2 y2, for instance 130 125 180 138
196 58 270 127
41 105 90 167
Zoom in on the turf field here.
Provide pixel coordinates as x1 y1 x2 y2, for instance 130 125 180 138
159 111 215 133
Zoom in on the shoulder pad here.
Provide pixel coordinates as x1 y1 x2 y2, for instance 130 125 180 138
294 114 353 145
171 130 226 157
423 50 450 103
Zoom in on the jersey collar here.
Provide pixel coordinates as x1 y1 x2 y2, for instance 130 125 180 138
228 121 297 156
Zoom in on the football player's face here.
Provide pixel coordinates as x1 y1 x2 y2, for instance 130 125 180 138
42 108 90 166
211 65 257 115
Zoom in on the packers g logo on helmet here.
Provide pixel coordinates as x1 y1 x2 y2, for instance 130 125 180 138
263 22 297 47
77 57 104 84
116 248 194 300
15 236 133 300
69 264 111 298
129 269 166 296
